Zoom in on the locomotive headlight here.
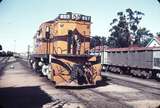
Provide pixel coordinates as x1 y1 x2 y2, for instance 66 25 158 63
102 65 106 70
83 65 85 68
45 26 50 39
46 26 50 32
30 60 33 63
41 58 44 62
38 61 43 67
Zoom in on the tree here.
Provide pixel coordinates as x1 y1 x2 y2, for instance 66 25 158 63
90 36 100 48
135 27 153 46
100 37 107 45
108 8 148 48
107 36 117 48
0 44 2 50
90 36 107 48
156 32 160 37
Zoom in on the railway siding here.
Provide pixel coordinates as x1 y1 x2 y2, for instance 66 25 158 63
102 72 160 89
0 57 160 108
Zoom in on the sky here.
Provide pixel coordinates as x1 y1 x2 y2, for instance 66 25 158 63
0 0 160 52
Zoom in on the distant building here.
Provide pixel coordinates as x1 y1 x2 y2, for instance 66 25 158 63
146 36 160 47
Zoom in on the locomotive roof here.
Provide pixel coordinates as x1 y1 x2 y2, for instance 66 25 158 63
44 12 91 24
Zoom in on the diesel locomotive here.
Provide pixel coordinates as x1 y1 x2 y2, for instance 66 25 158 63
30 12 102 86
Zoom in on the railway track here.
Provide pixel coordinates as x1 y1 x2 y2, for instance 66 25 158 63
0 57 10 73
0 57 9 63
42 74 160 108
62 88 132 108
102 72 160 96
0 57 6 63
1 57 159 108
17 58 132 108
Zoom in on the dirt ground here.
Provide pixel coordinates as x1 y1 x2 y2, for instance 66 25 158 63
0 57 160 108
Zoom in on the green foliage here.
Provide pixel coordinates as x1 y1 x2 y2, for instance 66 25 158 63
140 37 152 47
90 36 107 48
107 8 152 48
135 27 153 46
0 44 2 50
156 32 160 37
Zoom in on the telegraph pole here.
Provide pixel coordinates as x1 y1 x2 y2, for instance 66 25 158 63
27 45 30 60
14 40 16 53
45 26 50 64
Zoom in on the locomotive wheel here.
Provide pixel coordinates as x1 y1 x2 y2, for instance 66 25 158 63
32 61 37 72
42 65 48 76
29 59 33 69
41 64 53 80
46 65 52 80
32 61 42 74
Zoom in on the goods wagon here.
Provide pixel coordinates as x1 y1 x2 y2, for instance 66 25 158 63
30 12 102 86
102 47 160 79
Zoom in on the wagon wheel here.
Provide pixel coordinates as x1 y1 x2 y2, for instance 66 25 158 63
146 71 152 79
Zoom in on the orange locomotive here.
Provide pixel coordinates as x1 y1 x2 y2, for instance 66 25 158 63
30 12 102 86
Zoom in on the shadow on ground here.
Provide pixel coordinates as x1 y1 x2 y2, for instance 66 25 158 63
0 86 52 108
